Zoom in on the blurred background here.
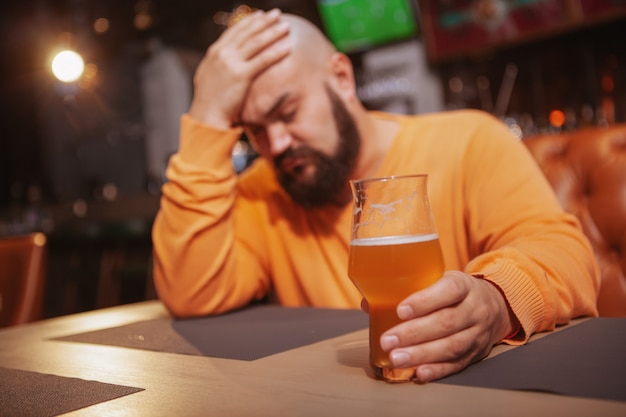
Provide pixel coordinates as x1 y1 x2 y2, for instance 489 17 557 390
1 0 625 319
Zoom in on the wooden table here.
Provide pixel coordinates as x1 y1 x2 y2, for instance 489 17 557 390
1 301 624 416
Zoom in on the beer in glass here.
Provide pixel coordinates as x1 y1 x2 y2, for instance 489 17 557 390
348 174 444 382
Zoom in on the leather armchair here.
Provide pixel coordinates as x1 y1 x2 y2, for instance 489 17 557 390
0 232 47 327
523 125 626 317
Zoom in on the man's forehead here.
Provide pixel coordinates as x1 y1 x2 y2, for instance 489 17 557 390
242 62 299 122
246 92 291 122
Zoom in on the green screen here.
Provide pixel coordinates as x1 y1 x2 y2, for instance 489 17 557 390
317 0 418 53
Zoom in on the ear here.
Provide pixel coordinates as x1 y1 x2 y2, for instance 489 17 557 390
328 52 356 98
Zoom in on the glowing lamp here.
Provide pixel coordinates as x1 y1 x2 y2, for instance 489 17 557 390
51 50 85 83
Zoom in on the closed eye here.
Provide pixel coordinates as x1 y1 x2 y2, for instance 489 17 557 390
282 111 296 123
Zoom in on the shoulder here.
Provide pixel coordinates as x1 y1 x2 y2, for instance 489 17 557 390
418 110 516 146
373 108 497 122
376 109 512 149
412 109 505 130
374 109 508 137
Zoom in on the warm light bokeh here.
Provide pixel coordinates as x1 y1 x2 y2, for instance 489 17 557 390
51 50 85 83
549 109 566 128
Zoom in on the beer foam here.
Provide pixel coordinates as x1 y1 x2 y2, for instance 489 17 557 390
350 234 438 246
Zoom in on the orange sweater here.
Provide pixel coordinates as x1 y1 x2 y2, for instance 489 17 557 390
152 109 600 343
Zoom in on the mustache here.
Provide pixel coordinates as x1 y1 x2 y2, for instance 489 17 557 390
273 146 316 168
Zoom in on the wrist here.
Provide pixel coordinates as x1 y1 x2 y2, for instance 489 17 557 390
504 317 521 339
188 102 233 131
474 274 521 341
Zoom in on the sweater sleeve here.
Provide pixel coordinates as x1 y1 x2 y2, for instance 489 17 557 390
461 113 600 344
151 115 271 317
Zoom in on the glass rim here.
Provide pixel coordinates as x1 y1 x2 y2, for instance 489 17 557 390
349 173 428 186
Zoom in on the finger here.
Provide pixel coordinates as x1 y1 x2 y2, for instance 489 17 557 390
412 338 490 383
397 271 470 319
384 303 472 350
212 13 291 82
390 325 483 365
241 20 291 61
413 360 469 384
224 9 288 60
245 35 291 77
221 9 280 46
388 327 489 382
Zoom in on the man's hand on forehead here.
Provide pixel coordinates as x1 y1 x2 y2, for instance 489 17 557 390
187 9 292 129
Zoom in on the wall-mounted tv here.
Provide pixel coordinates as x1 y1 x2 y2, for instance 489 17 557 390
316 0 419 54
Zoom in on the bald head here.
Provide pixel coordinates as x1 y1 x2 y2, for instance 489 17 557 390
280 13 337 68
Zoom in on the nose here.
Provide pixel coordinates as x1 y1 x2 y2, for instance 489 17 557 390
266 122 292 156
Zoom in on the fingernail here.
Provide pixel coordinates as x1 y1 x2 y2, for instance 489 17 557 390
390 351 410 367
397 305 413 320
268 8 281 17
380 335 399 351
417 366 433 382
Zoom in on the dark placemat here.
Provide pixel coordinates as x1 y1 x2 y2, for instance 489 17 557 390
55 317 203 356
0 366 144 417
54 305 368 361
438 318 626 403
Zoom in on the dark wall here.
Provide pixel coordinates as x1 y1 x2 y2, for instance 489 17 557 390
0 0 323 209
2 1 625 208
0 3 45 207
435 16 626 132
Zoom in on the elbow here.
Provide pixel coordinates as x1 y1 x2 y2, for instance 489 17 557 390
152 261 210 319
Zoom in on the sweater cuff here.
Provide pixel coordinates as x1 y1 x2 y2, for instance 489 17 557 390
466 252 546 345
177 114 243 173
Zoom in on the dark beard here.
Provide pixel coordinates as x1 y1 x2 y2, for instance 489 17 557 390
274 86 361 209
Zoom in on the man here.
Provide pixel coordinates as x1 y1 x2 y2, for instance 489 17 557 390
152 9 599 383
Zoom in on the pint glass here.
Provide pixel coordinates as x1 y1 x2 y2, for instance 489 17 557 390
348 174 444 382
